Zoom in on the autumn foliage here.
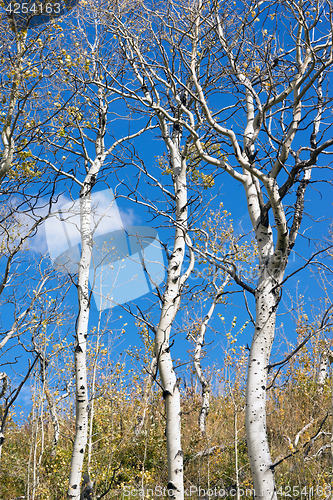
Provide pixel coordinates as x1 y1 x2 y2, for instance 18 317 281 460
1 322 332 500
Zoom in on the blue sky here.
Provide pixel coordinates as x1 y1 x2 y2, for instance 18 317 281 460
5 113 333 416
1 0 333 419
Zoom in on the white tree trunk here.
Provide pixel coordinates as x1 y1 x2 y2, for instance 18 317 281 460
155 254 184 498
192 277 230 435
318 351 330 392
155 306 184 500
68 188 92 500
154 127 190 500
244 171 286 499
246 274 278 500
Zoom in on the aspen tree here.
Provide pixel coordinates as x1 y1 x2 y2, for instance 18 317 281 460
99 0 333 497
30 15 155 496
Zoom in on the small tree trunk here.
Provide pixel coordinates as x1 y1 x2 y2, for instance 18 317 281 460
318 351 329 392
234 406 240 500
87 308 101 474
44 385 60 451
134 356 157 437
193 276 230 435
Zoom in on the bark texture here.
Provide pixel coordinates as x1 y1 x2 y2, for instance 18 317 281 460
246 275 279 499
68 187 92 500
154 133 187 500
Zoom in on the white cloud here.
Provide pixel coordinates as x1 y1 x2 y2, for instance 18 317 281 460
29 191 140 258
44 189 123 259
118 208 138 227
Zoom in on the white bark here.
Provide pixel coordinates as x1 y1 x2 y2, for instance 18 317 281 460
317 350 333 392
91 4 333 498
0 372 7 399
318 351 329 391
318 348 333 392
0 35 23 184
154 116 193 500
154 179 185 499
40 65 151 496
68 184 93 500
191 276 230 435
242 154 287 500
155 290 184 500
98 43 192 493
246 275 278 499
192 319 211 436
